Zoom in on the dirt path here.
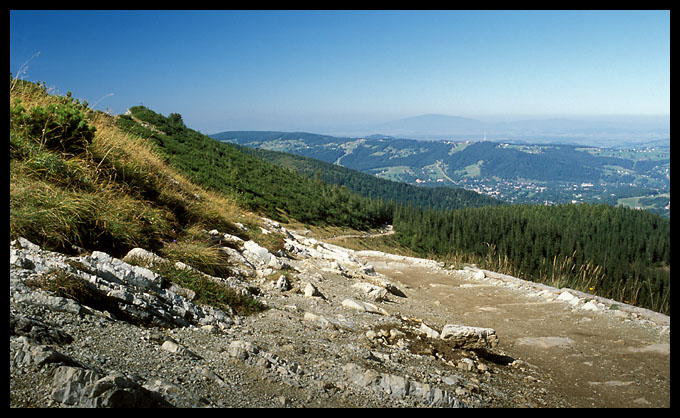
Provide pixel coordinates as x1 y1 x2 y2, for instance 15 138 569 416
358 252 671 408
325 226 395 242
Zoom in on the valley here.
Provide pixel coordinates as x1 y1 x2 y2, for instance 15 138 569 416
211 132 670 217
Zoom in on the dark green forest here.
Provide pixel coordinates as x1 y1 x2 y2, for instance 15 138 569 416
122 108 670 315
393 203 670 314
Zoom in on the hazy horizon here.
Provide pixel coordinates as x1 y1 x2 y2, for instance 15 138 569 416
207 111 670 134
11 10 670 139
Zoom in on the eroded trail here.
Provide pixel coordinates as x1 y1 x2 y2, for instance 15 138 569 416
358 251 671 408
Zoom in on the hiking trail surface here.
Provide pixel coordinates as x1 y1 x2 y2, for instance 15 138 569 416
10 222 670 408
361 250 670 408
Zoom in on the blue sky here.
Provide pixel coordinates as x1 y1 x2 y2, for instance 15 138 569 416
10 10 670 134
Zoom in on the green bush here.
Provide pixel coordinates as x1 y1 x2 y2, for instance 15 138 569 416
10 99 96 154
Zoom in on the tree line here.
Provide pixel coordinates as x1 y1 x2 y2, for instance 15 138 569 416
393 203 670 314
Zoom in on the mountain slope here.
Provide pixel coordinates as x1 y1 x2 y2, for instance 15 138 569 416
234 144 503 211
10 80 243 258
117 107 395 230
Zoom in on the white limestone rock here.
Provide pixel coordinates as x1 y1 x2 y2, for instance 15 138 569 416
440 324 499 349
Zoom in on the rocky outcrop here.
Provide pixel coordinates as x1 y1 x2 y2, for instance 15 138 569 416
342 362 465 407
10 237 235 330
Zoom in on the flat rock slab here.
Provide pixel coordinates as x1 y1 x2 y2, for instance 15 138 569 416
514 336 574 349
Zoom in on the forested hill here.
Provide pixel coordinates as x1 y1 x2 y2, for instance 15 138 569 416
234 144 503 211
211 130 670 215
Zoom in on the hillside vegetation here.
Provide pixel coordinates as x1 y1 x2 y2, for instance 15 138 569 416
9 78 670 315
10 79 252 255
117 106 393 231
10 78 274 314
235 145 503 211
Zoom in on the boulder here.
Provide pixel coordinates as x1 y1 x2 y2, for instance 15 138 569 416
242 240 280 269
51 366 173 407
85 251 163 292
352 282 389 302
440 324 499 349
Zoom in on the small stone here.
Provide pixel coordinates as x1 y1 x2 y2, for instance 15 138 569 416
303 282 324 298
341 299 388 315
275 275 291 291
161 340 185 355
419 323 440 339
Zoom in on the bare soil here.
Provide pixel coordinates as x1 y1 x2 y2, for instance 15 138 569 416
361 252 671 408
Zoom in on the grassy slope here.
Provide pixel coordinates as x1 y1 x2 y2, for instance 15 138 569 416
10 79 283 314
10 79 254 256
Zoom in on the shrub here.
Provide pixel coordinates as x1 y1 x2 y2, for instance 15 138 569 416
10 99 96 154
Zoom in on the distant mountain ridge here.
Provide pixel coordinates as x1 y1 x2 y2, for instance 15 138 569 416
209 129 653 184
310 113 670 145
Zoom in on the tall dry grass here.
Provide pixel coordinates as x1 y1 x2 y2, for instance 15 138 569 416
439 246 669 315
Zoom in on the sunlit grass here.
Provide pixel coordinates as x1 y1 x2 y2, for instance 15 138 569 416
9 78 250 258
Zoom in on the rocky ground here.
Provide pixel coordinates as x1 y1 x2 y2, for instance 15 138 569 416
9 219 670 408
